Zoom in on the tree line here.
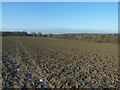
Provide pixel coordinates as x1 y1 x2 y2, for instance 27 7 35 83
1 31 53 37
1 31 118 44
53 33 118 44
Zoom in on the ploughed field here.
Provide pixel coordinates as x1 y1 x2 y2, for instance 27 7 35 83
2 37 119 88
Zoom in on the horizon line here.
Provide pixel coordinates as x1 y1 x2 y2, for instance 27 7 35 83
1 31 118 34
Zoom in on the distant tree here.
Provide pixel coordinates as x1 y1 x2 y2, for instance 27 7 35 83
48 33 53 38
43 34 47 37
19 31 28 36
31 32 37 37
37 32 42 37
27 34 32 36
2 31 28 36
63 34 68 38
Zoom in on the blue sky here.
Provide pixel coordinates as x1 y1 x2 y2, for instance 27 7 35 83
2 2 118 34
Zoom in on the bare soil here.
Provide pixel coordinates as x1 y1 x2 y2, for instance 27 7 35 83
2 37 119 88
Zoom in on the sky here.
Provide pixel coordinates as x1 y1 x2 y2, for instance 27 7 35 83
2 2 118 34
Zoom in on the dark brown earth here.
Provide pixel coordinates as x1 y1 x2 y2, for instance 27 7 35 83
2 37 119 88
